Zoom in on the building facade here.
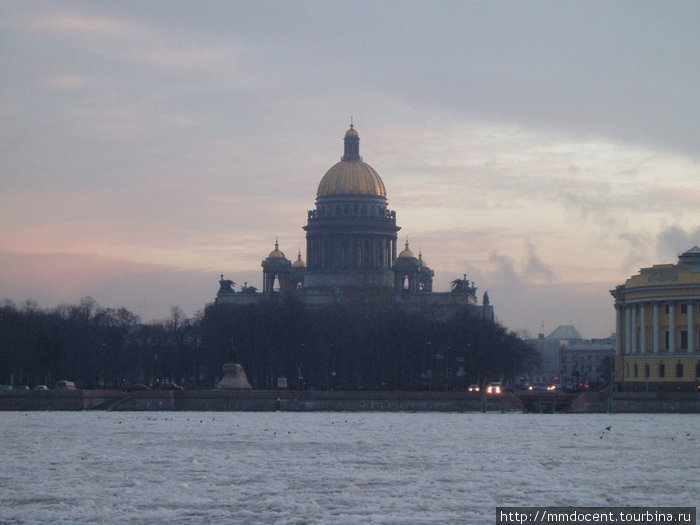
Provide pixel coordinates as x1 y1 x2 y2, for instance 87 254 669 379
610 246 700 391
558 338 614 389
216 124 493 320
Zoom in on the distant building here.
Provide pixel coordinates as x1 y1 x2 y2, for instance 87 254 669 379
525 325 584 383
215 124 494 321
610 246 700 391
559 337 614 389
526 327 615 388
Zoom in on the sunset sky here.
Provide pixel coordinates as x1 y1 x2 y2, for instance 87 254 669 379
1 1 698 338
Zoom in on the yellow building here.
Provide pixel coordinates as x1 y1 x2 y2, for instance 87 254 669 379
610 246 700 391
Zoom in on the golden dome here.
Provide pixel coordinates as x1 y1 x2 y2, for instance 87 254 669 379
398 241 416 259
317 160 386 197
292 251 306 268
316 125 387 198
267 240 286 259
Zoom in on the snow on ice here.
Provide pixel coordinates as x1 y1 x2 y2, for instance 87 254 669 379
0 412 697 524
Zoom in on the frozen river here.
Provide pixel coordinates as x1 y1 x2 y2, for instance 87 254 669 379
0 412 698 524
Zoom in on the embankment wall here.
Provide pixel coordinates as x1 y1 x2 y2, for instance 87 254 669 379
0 389 519 412
1 389 697 412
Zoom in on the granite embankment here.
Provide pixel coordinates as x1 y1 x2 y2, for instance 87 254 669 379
1 389 698 412
0 389 516 412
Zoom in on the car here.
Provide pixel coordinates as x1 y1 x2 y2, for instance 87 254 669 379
34 385 49 390
55 380 77 390
467 384 480 392
0 385 13 391
125 384 149 392
486 382 503 395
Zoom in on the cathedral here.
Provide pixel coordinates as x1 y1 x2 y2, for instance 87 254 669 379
216 124 493 320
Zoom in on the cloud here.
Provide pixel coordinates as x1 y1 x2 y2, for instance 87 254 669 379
656 226 700 261
485 243 556 288
522 243 555 283
488 251 521 288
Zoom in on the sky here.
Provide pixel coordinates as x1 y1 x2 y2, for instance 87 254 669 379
1 1 699 338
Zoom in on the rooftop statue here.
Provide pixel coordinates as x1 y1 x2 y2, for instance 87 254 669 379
217 276 236 294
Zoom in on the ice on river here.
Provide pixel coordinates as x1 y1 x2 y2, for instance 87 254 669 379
0 412 698 524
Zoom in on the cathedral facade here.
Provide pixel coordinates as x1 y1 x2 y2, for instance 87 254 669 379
216 125 493 320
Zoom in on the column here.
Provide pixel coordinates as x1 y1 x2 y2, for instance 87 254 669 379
652 302 659 353
640 304 647 354
624 305 632 356
615 304 623 357
668 301 675 352
631 305 638 354
688 301 694 353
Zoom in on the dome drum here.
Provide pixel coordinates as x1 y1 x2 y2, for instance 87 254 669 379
309 196 394 223
305 233 398 274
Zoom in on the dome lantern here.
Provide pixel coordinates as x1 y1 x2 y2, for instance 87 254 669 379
342 123 361 161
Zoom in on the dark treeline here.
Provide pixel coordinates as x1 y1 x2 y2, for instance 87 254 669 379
0 296 540 390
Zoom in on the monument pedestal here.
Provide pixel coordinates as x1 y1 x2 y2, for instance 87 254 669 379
215 363 252 389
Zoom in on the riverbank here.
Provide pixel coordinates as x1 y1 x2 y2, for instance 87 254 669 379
1 389 698 412
0 389 519 412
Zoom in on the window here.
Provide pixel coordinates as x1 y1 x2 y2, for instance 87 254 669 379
681 330 688 350
659 362 666 378
681 304 687 314
676 363 683 378
664 330 670 350
696 361 700 378
665 304 670 315
644 364 650 378
633 363 638 377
